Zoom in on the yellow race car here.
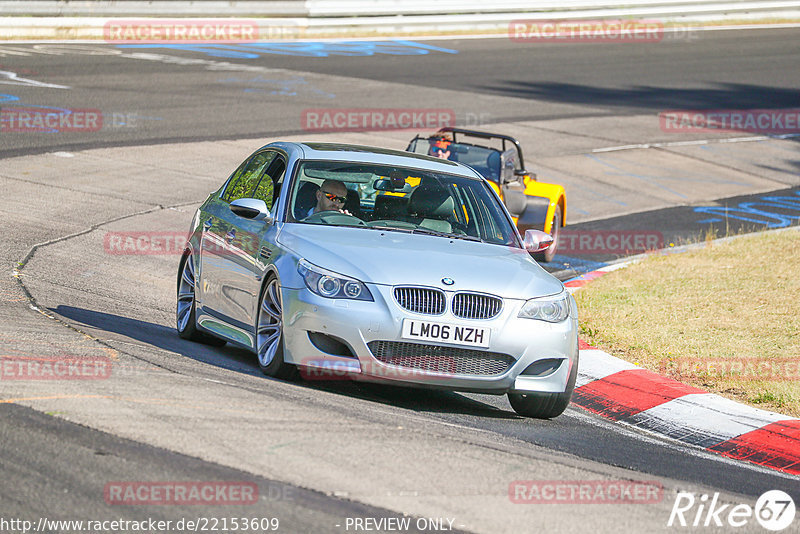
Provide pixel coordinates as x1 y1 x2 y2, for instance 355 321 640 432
406 127 566 262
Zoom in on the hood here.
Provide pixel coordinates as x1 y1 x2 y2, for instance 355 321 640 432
277 224 563 300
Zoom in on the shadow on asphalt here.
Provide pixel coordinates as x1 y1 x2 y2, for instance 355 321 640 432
481 81 800 112
51 305 520 420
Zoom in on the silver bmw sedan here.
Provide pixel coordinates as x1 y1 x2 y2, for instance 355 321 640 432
176 142 579 418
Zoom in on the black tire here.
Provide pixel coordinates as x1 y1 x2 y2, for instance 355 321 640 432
255 275 297 380
533 205 561 263
176 253 226 346
507 351 579 419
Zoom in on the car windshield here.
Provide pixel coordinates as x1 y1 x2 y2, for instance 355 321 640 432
288 160 517 246
409 138 501 181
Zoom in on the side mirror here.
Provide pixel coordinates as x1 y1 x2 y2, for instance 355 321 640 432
523 229 553 253
230 198 273 223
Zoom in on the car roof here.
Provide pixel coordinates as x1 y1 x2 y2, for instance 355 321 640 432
265 141 482 180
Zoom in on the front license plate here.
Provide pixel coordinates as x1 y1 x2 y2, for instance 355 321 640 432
401 319 490 348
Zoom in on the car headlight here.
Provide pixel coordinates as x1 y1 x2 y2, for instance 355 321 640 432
518 292 570 322
297 259 373 301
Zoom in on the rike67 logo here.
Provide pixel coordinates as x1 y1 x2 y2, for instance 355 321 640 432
668 490 795 531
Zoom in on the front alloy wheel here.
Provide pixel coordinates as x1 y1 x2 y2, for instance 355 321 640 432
256 275 296 379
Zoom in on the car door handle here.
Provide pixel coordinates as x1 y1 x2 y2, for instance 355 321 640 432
225 229 236 243
203 219 213 231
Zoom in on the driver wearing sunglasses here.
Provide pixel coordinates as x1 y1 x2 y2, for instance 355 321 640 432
309 179 351 217
429 137 452 160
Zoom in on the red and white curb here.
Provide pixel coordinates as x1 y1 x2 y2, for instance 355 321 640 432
566 264 800 476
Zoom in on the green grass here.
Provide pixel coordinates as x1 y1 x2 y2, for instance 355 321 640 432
575 228 800 417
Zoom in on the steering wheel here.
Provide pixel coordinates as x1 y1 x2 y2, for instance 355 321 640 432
303 210 366 226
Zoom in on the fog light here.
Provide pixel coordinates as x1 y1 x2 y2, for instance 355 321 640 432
521 358 563 377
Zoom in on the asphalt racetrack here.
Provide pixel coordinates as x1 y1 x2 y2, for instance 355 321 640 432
1 29 799 533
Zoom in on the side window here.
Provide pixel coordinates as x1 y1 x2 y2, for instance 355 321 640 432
221 151 276 203
251 157 286 210
222 160 248 198
450 184 472 230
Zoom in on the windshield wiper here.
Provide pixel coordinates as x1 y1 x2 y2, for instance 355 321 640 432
361 225 415 233
345 224 483 241
412 228 482 242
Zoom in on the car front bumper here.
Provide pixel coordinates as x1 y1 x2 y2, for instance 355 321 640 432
281 284 578 395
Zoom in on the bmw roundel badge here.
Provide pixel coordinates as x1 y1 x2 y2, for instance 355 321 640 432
442 277 455 286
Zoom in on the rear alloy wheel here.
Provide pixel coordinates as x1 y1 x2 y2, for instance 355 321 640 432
176 253 226 346
256 275 297 379
533 205 561 263
508 352 579 419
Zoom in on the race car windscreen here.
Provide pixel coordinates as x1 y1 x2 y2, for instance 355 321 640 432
289 160 517 246
411 138 501 181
